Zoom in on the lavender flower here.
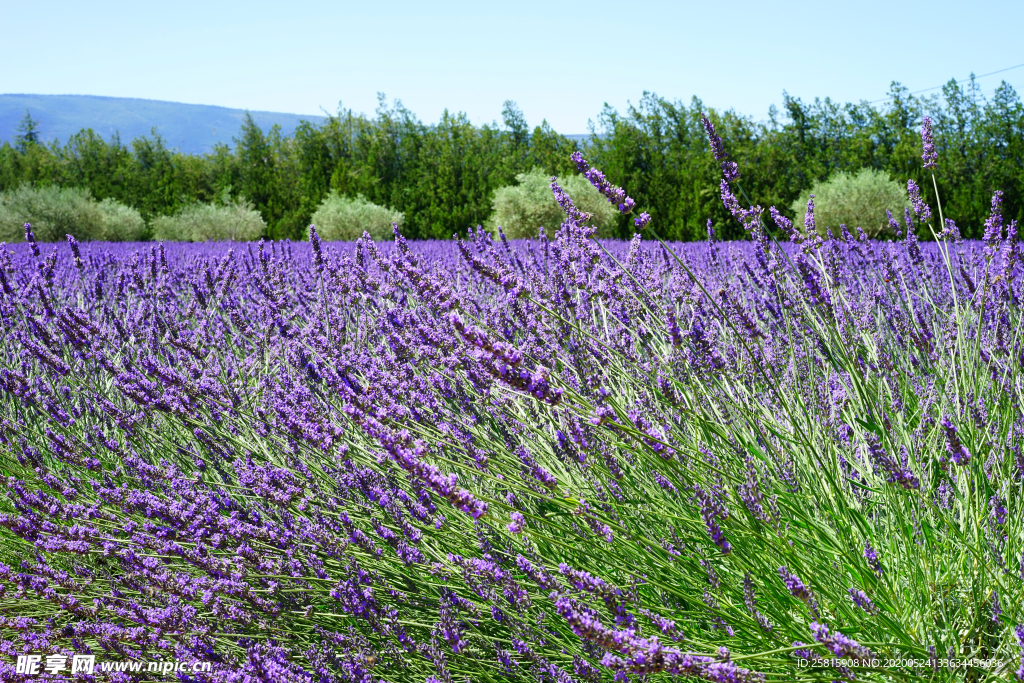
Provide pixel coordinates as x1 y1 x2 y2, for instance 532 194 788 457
309 224 324 271
990 494 1008 526
770 206 799 243
695 485 730 554
743 573 772 631
24 223 40 258
907 180 931 221
864 541 883 577
939 217 961 241
886 209 901 237
507 511 526 535
810 622 873 662
779 566 812 603
940 417 971 466
571 152 636 213
700 113 740 182
984 190 1005 257
804 194 816 236
550 177 593 226
65 234 83 271
864 434 919 489
921 115 937 169
847 588 876 614
720 180 762 230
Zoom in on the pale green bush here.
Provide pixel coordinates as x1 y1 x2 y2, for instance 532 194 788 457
151 199 266 242
486 169 619 239
0 184 103 242
0 184 148 242
96 198 146 241
790 168 911 238
310 192 404 241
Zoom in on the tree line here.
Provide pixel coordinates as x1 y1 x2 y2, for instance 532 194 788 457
2 79 1022 242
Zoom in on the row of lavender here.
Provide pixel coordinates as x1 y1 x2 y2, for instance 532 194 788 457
0 140 1021 682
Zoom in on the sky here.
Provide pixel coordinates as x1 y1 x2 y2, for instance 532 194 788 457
4 0 1024 134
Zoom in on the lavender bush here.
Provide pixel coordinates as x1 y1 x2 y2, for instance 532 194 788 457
0 124 1021 682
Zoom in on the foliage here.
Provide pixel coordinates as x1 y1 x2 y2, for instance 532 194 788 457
0 183 103 242
1 80 1023 240
788 168 910 237
95 198 147 241
310 191 404 241
14 110 40 152
486 168 618 238
150 197 266 241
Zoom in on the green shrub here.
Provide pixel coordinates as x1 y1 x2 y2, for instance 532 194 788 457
310 192 404 241
486 169 619 239
95 198 147 241
790 168 911 238
0 184 104 243
151 199 266 242
0 184 148 242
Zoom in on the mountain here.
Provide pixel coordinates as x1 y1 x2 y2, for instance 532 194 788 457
0 94 327 155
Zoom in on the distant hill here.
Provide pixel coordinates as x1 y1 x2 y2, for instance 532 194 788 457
0 94 328 155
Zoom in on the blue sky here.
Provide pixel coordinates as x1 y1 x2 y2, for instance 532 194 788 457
4 0 1024 133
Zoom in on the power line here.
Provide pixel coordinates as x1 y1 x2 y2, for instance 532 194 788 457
867 60 1024 104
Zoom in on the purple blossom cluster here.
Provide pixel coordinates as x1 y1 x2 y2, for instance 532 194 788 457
907 180 932 222
571 152 636 214
810 622 873 662
940 417 971 466
921 116 937 169
701 113 740 182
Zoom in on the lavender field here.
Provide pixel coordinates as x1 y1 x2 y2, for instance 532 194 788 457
0 141 1022 682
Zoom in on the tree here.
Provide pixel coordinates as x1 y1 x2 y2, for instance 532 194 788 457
15 110 40 152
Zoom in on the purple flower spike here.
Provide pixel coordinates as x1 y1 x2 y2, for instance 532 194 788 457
634 212 651 229
24 223 41 258
864 435 919 489
701 113 740 182
507 511 526 535
864 541 883 577
886 209 902 237
984 190 1005 257
810 622 873 662
990 494 1008 526
921 116 937 169
571 152 637 215
848 588 876 614
65 234 83 270
721 180 762 230
939 217 961 242
804 194 816 236
309 224 324 271
550 177 593 226
907 180 931 221
694 485 730 554
779 566 812 602
940 417 970 466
